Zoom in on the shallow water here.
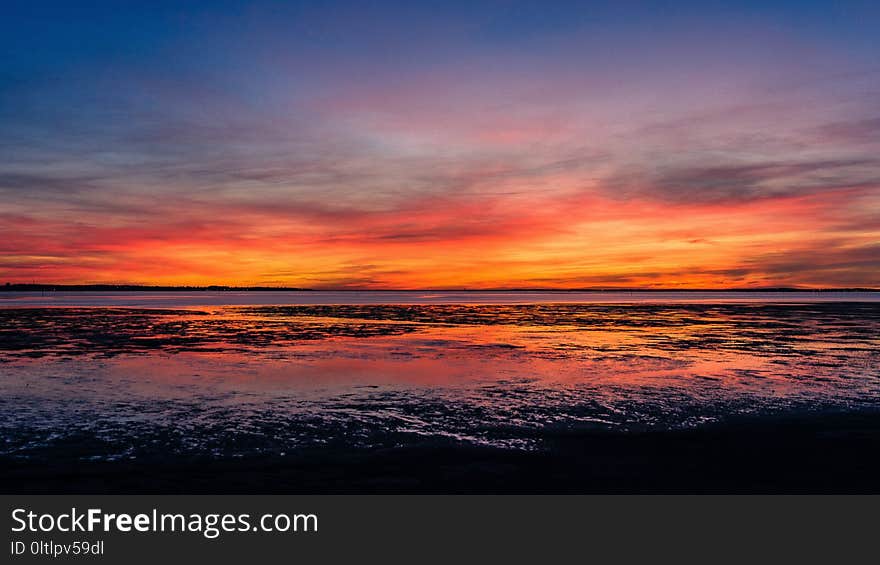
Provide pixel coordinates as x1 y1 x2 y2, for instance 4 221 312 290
1 289 878 307
1 300 878 462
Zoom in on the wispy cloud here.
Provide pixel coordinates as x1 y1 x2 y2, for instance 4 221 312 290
1 2 878 287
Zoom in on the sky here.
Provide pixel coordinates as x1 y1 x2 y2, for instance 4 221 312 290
1 1 878 288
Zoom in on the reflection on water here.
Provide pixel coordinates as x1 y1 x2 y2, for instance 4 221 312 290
1 302 878 462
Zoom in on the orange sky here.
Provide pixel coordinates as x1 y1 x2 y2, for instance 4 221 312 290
3 183 877 288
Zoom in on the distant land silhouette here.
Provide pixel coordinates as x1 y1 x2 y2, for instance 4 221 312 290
1 283 877 293
1 283 312 292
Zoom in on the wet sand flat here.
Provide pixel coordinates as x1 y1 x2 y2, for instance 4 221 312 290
1 298 878 492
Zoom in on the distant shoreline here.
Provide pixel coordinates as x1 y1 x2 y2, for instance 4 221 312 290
2 284 877 293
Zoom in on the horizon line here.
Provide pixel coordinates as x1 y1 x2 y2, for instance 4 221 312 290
2 283 878 293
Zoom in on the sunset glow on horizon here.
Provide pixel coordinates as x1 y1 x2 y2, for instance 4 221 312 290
2 1 878 289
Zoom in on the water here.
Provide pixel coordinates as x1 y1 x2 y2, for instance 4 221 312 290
1 294 878 466
1 289 878 307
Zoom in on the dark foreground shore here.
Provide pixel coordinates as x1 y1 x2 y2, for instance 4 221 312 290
3 411 879 494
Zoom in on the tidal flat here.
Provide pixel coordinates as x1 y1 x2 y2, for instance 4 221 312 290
1 297 878 492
